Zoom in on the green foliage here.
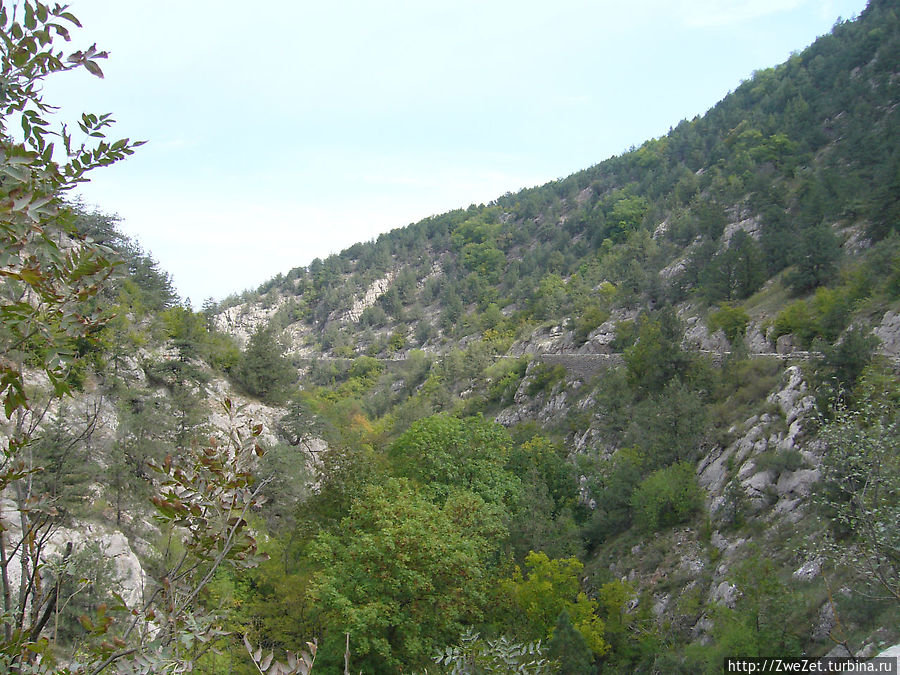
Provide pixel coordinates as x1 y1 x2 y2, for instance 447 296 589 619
160 305 241 371
525 361 567 396
708 303 750 343
257 442 313 532
771 286 853 347
700 231 766 302
786 223 842 294
7 2 899 670
348 354 383 380
547 610 594 674
307 479 490 671
624 309 691 394
819 324 880 394
235 324 296 404
631 462 703 533
389 414 519 506
508 480 582 563
594 579 662 672
0 7 140 418
754 448 805 477
610 319 636 352
506 437 581 561
582 447 645 545
699 555 802 669
533 273 568 320
626 380 707 468
819 375 900 603
388 329 406 352
485 357 527 407
571 303 609 344
504 551 608 656
435 628 554 674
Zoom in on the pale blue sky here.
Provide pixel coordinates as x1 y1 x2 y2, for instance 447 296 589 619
46 0 869 305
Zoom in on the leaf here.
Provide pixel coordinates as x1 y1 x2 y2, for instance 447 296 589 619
83 58 104 78
260 651 273 671
60 11 82 27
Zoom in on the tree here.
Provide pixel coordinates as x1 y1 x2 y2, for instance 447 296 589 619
236 324 296 404
700 231 766 302
435 628 554 674
786 223 841 294
387 414 519 507
708 303 750 344
0 6 294 673
626 380 707 468
0 4 140 419
623 308 691 394
307 479 489 671
547 610 594 674
631 462 703 532
706 554 802 662
0 3 142 670
819 375 900 604
503 551 608 657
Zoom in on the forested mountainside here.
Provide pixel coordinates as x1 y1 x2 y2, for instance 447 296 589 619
3 0 900 673
208 0 900 671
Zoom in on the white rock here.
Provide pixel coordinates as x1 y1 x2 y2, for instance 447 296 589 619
878 644 900 670
776 468 820 498
342 273 396 323
874 311 900 359
710 581 738 608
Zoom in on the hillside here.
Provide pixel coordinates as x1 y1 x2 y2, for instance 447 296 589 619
208 0 900 670
2 0 900 673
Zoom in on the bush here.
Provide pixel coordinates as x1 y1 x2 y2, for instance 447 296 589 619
572 305 610 344
708 303 750 343
631 462 703 533
526 362 568 396
754 448 805 476
348 355 383 380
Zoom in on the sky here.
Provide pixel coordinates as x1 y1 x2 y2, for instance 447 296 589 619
42 0 870 306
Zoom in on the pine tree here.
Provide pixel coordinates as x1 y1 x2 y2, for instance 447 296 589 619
548 610 595 674
236 325 296 403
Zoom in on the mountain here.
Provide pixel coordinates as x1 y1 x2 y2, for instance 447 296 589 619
207 0 900 670
2 1 900 672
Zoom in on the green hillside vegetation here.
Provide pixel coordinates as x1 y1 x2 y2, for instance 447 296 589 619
3 0 900 673
209 1 900 670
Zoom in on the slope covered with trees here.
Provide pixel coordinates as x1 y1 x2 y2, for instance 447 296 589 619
4 0 900 673
208 0 900 671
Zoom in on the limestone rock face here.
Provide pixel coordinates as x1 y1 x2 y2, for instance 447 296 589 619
214 298 287 348
580 318 618 354
874 310 900 359
721 214 762 246
744 323 772 354
208 376 286 448
700 365 818 522
508 324 574 356
341 273 396 324
0 506 149 610
683 315 728 353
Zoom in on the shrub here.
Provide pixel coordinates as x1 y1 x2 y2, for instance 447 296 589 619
708 303 750 343
526 362 568 396
631 462 703 533
572 305 610 344
754 448 805 476
348 355 383 380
